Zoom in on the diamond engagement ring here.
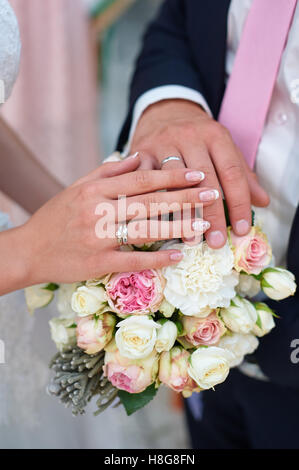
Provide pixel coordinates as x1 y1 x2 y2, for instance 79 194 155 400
116 223 129 245
161 156 182 166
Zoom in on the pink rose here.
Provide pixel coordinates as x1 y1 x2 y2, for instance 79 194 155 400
182 310 226 347
76 312 115 355
159 347 199 397
104 341 159 393
229 226 272 275
106 269 165 317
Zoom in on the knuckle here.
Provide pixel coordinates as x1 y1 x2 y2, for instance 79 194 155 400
78 182 97 201
229 199 250 214
127 255 140 271
221 163 244 184
134 171 151 189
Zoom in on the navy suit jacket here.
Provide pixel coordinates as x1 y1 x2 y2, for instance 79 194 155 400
118 0 299 389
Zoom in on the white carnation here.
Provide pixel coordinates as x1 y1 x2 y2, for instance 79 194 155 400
163 242 238 316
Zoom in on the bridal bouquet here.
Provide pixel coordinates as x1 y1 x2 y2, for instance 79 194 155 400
26 224 296 416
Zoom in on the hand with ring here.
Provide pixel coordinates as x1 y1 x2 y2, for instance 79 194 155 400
129 99 270 249
0 153 217 294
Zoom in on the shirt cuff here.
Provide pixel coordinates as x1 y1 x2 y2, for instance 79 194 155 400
122 85 213 156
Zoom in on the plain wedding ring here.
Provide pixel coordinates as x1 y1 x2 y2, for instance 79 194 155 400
161 155 182 166
116 223 128 245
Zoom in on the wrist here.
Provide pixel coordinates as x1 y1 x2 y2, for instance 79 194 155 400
141 98 207 121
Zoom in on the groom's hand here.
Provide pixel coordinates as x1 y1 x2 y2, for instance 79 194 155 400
130 99 269 249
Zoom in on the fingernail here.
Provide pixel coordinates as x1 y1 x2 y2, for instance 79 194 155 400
185 171 205 182
235 219 250 235
127 152 139 159
192 220 211 232
170 251 184 261
199 189 219 202
206 230 225 247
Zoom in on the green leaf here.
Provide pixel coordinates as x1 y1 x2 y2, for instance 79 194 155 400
118 383 157 416
68 323 77 329
261 278 273 289
256 313 262 329
175 320 184 336
43 283 59 292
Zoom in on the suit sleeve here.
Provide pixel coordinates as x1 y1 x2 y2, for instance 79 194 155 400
255 295 299 389
117 0 206 150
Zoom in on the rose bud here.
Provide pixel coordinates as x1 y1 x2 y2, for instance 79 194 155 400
221 296 257 334
188 346 234 390
155 320 177 353
104 341 159 393
159 347 199 397
261 267 296 300
217 333 259 367
228 226 272 275
71 285 107 317
182 310 226 347
49 317 77 352
76 312 116 355
252 302 275 337
115 315 161 359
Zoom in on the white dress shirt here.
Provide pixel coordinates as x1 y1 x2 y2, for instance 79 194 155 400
127 0 299 267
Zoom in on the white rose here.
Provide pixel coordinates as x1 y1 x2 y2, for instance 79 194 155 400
217 333 259 367
25 283 56 314
115 315 160 359
163 242 238 316
71 286 107 316
236 273 261 298
49 317 77 352
221 296 257 334
159 299 175 318
261 268 296 300
155 321 177 353
188 346 233 390
252 302 275 337
57 283 80 319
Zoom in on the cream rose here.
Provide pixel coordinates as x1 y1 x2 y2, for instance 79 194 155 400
76 312 115 354
217 333 259 367
261 268 296 300
221 296 257 334
188 346 233 390
25 283 56 315
163 242 238 316
159 299 175 318
115 315 161 359
71 286 107 317
252 302 275 337
155 320 177 353
49 317 77 352
56 283 80 319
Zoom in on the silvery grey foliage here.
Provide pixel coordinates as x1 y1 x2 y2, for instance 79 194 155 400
47 347 118 416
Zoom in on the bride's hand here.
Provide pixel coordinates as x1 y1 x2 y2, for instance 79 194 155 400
1 154 218 293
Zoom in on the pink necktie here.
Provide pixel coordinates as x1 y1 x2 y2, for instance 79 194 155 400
218 0 297 169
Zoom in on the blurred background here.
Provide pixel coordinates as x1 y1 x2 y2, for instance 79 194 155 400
0 0 189 449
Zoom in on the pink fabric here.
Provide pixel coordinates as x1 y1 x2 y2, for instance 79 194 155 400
0 0 100 224
218 0 297 169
